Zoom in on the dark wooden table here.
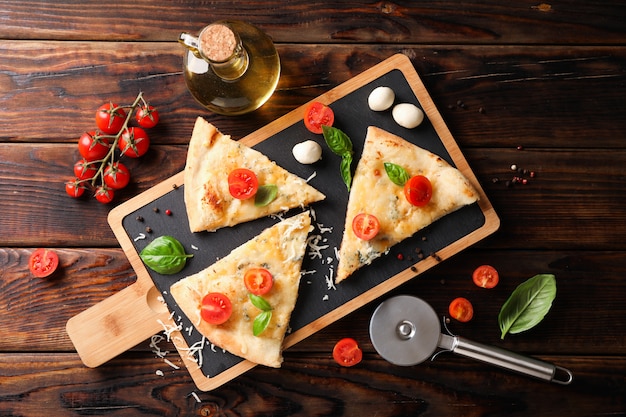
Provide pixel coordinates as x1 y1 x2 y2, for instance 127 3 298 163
1 1 625 416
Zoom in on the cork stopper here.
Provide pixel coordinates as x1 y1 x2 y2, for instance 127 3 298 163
199 24 238 62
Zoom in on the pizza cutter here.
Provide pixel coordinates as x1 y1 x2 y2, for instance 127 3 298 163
369 295 573 384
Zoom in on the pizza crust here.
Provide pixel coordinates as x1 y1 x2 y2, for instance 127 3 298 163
170 211 312 368
336 126 479 283
184 117 325 232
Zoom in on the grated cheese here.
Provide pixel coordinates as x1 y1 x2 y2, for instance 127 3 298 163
134 233 146 242
305 171 317 183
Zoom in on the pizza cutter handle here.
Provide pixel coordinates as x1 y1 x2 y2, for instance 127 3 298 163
66 282 170 368
442 334 573 384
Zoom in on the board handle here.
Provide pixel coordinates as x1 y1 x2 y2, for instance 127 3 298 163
66 282 169 367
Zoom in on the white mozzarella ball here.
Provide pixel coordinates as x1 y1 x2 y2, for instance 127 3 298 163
292 140 322 164
368 86 395 111
392 103 424 129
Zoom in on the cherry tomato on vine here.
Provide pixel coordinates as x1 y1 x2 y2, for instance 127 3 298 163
472 265 499 288
73 158 97 180
119 127 150 158
94 186 114 204
244 268 274 296
201 292 233 325
228 168 258 200
104 162 130 190
449 297 474 323
404 175 432 207
135 105 159 128
65 179 86 198
78 131 110 161
332 338 363 367
303 101 334 134
352 213 380 241
29 248 59 278
96 102 127 134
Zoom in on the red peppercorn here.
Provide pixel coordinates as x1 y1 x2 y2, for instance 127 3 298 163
397 253 404 261
165 209 172 216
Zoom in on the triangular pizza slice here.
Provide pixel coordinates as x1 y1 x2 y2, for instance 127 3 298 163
335 126 479 283
170 211 312 368
184 117 325 232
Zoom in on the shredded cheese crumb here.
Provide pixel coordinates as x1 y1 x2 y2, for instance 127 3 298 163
305 171 317 183
134 233 146 242
156 370 164 377
322 294 329 301
191 391 201 403
164 358 180 370
191 244 199 250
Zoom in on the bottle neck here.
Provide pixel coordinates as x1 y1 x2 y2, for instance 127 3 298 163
179 23 249 81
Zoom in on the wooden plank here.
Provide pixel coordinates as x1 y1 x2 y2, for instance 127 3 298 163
0 353 623 416
1 0 625 45
1 43 625 149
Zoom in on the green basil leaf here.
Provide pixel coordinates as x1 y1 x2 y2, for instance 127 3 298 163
322 125 353 156
498 274 557 339
140 235 193 275
384 162 411 186
253 310 272 336
340 153 353 191
254 184 278 207
249 294 272 312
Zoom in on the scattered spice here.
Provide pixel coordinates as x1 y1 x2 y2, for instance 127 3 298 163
153 207 160 213
136 215 144 222
410 266 418 273
146 226 153 233
430 252 442 262
172 183 179 190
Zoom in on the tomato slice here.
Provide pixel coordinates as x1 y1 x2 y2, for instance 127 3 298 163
228 168 259 200
303 101 334 134
404 175 432 206
449 297 474 322
472 265 499 288
333 337 363 367
244 268 274 296
201 292 233 325
29 248 59 278
352 213 380 241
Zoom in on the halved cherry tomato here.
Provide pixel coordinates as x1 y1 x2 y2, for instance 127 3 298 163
104 162 130 190
244 268 274 296
352 213 380 241
303 101 334 134
96 102 127 135
118 127 150 158
228 168 258 200
201 292 233 325
78 131 110 161
472 265 499 289
449 297 474 323
135 105 159 128
404 175 432 207
29 248 59 278
333 337 363 367
65 179 86 198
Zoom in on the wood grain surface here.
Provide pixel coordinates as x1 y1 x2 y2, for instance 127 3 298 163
1 0 625 415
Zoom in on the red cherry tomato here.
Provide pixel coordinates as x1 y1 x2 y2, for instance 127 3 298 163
303 101 334 134
201 292 233 325
95 102 127 134
94 186 114 204
29 248 59 278
352 213 380 241
404 175 432 206
244 268 274 296
65 179 86 198
333 338 363 367
228 168 258 200
449 297 474 322
104 162 131 190
73 158 97 180
118 127 150 158
78 131 110 161
135 105 159 128
472 265 499 288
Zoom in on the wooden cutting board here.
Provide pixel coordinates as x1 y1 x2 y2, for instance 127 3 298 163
66 53 499 391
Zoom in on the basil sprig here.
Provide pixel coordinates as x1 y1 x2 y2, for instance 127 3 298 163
498 274 557 339
139 235 193 275
249 294 273 336
322 125 354 190
384 162 411 186
254 184 278 207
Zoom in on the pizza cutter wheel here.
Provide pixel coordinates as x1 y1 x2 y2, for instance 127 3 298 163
369 295 573 385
